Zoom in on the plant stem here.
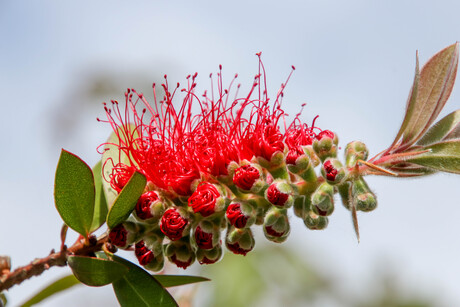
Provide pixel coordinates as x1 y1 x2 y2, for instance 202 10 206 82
0 234 108 292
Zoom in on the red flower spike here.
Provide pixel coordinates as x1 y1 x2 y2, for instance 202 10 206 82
226 203 249 228
109 224 128 247
135 241 155 266
233 165 260 190
194 226 214 250
188 182 220 217
323 160 338 181
160 208 188 241
266 184 289 207
135 191 159 220
170 254 194 269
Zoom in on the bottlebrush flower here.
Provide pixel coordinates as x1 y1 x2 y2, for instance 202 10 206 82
233 164 261 191
160 208 189 241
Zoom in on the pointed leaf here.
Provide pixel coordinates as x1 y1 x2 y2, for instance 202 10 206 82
106 171 146 229
389 162 437 177
20 275 80 307
390 51 420 149
406 140 460 174
402 43 459 146
153 275 210 288
111 255 178 307
54 149 95 237
68 255 129 287
417 109 460 145
102 125 139 208
90 161 108 232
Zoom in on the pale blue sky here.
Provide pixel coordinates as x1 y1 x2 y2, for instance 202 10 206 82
1 1 460 306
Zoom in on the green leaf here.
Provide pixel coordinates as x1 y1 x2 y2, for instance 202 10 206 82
389 50 420 150
20 275 80 307
401 43 459 146
106 171 146 229
417 109 460 146
111 255 178 307
406 140 460 174
90 160 108 232
54 149 95 237
68 255 129 287
102 125 139 208
153 275 210 288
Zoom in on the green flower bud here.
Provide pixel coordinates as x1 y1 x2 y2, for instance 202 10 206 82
196 244 223 265
311 182 334 216
345 141 369 168
352 177 377 212
303 211 329 230
225 226 255 256
312 130 338 161
337 181 352 210
263 207 290 243
164 237 196 269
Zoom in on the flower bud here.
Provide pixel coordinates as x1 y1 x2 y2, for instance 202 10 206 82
108 221 142 249
164 238 195 269
160 208 189 241
134 240 164 272
345 141 369 168
225 227 255 256
263 207 290 243
337 181 352 210
311 182 334 216
286 147 311 174
233 163 265 193
134 191 165 222
312 130 338 161
303 211 329 230
265 180 294 208
196 244 223 265
193 220 221 250
352 177 377 212
321 158 346 185
188 182 225 217
226 201 255 228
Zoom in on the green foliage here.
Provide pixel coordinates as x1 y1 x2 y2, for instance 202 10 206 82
111 255 178 307
417 110 460 145
106 171 146 229
68 255 129 287
406 140 460 174
20 275 80 307
153 275 210 288
54 149 95 237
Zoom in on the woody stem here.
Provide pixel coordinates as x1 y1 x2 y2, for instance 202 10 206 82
0 234 108 292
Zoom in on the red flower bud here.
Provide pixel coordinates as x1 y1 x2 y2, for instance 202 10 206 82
226 242 253 256
264 225 286 237
109 224 128 247
160 208 188 241
226 203 249 228
135 241 155 266
135 191 159 220
188 182 220 217
194 225 214 250
323 160 338 181
316 130 334 141
286 147 303 165
170 254 194 269
233 165 260 190
266 184 289 207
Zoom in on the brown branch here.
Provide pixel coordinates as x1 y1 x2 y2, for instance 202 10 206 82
0 234 108 292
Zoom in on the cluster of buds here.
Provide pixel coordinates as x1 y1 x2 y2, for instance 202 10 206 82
100 59 378 271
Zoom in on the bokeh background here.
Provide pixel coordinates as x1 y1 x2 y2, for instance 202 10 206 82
1 1 460 306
